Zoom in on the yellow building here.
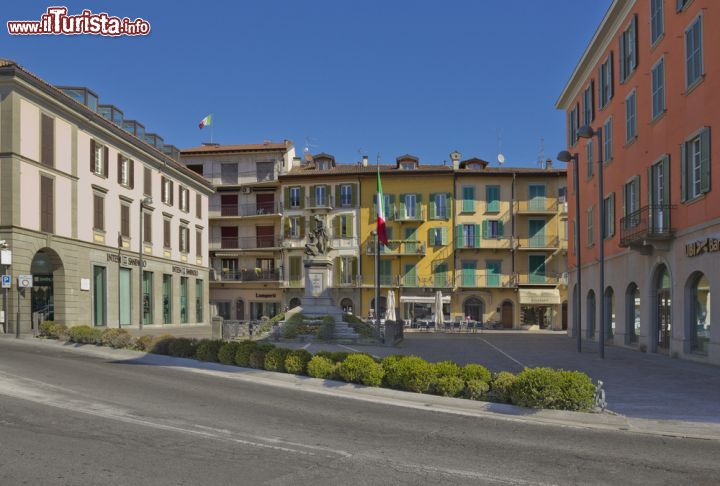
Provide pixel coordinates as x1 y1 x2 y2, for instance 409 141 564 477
359 155 455 321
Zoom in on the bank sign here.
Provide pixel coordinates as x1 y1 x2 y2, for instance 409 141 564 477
685 238 720 257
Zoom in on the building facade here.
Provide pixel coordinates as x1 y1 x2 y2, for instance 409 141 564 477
556 0 719 363
0 60 214 333
179 142 295 322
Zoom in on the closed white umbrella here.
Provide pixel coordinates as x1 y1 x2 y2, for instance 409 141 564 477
386 290 396 321
435 291 444 330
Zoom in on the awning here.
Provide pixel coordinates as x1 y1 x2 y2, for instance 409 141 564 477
399 296 451 304
519 289 561 305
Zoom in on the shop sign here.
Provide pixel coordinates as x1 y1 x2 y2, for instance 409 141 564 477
172 265 199 276
107 253 147 267
255 293 276 298
519 289 561 305
685 238 720 257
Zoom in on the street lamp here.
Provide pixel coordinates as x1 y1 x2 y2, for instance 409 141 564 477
557 150 581 353
578 124 605 359
138 196 153 331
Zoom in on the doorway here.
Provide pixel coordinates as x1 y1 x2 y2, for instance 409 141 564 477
30 249 64 328
463 297 484 322
561 301 568 330
501 301 513 328
655 265 671 353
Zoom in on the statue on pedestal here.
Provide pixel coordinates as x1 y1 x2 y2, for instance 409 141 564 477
304 215 330 257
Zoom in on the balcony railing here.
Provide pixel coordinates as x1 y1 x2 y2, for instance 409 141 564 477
212 235 281 250
366 240 426 256
306 195 334 209
514 272 562 285
515 199 559 213
620 204 675 247
212 269 281 282
456 272 513 288
516 235 559 249
400 275 452 288
456 236 513 250
396 206 425 222
210 201 280 217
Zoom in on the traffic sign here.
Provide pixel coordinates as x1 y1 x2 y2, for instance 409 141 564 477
1 275 10 288
18 275 33 288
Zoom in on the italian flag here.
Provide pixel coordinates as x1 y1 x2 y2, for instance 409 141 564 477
198 114 212 129
376 168 388 245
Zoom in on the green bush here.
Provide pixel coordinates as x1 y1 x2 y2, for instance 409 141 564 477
284 349 312 375
234 340 259 367
168 338 198 358
317 316 334 341
314 351 350 363
282 322 299 339
248 350 267 369
286 313 306 325
342 314 364 325
462 364 492 383
380 355 405 388
509 368 595 411
195 340 224 362
434 361 462 378
258 343 276 353
149 334 176 355
100 328 133 349
337 354 384 387
307 356 337 379
269 312 285 323
218 342 241 365
464 379 490 400
264 347 291 372
434 376 465 397
67 325 103 344
39 321 68 339
391 356 435 393
343 314 376 338
133 335 154 352
491 371 517 404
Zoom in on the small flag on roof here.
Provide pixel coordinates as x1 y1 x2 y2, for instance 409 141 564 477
198 114 212 129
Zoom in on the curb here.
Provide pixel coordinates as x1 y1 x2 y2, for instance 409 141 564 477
7 337 720 441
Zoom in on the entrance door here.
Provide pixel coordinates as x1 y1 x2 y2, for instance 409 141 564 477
528 219 546 247
463 298 483 322
528 184 546 211
501 301 513 328
561 301 568 330
656 266 671 352
528 255 546 284
31 274 54 324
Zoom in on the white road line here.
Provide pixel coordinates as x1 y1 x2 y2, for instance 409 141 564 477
480 338 525 368
301 343 311 350
338 344 380 360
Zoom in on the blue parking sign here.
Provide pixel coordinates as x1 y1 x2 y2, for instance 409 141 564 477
1 275 10 288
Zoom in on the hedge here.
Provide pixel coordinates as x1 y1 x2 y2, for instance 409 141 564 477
101 328 133 349
337 354 384 387
218 342 241 365
491 371 517 404
264 348 291 372
307 356 337 379
284 349 312 375
195 340 224 362
509 367 595 411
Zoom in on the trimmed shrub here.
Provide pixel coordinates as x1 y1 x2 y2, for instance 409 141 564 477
39 321 67 339
307 356 337 379
67 325 102 344
491 371 517 404
101 328 133 349
149 334 176 355
434 361 462 379
464 379 490 400
168 338 198 358
264 347 291 372
133 335 154 352
284 349 312 375
380 355 405 388
248 349 267 369
315 351 350 363
434 376 465 397
234 340 259 367
218 342 241 365
258 343 276 353
195 340 224 362
395 356 435 393
462 364 492 384
337 354 384 387
509 367 595 411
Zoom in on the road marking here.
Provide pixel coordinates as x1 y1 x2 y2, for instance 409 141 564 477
302 343 311 350
338 344 380 359
480 338 525 368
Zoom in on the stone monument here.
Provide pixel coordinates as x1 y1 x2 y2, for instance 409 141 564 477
301 216 343 320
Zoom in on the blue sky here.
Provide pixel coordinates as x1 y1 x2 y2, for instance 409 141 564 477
3 1 610 167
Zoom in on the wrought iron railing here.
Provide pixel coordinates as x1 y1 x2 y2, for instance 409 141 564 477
366 240 426 256
620 204 675 247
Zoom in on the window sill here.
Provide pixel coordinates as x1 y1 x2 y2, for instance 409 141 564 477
650 110 667 126
620 69 637 86
92 172 108 179
685 75 705 97
683 193 708 207
624 136 638 149
650 33 665 52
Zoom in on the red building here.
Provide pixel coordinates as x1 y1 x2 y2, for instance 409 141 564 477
556 0 718 364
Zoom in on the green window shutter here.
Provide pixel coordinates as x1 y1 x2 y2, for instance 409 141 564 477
335 185 341 208
399 194 407 219
283 218 291 238
429 193 437 219
388 195 395 220
610 193 615 236
662 156 670 204
445 193 452 219
441 227 448 246
455 225 462 249
680 142 687 202
482 220 488 238
299 187 305 208
300 217 306 238
334 257 341 285
647 166 653 206
333 215 341 237
700 127 711 194
497 220 504 236
474 224 481 248
427 228 435 246
284 187 290 209
462 186 475 213
351 184 357 207
633 176 640 213
351 257 358 280
348 214 354 237
310 185 317 207
325 185 331 206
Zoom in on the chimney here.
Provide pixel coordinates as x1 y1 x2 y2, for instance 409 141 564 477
545 158 553 169
362 155 368 167
292 156 302 168
450 150 462 170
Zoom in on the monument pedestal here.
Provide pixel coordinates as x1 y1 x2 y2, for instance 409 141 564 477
302 257 343 320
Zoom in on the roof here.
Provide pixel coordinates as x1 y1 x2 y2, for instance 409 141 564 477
0 58 213 191
180 141 292 156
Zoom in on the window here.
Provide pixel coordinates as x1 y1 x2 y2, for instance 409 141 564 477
428 227 446 247
400 162 416 170
40 175 54 233
619 15 638 83
162 274 172 324
90 140 108 177
587 206 594 246
221 258 238 276
250 302 280 320
314 185 327 207
288 216 301 239
689 273 710 355
685 16 703 88
117 155 133 187
462 224 478 248
179 226 189 253
433 193 448 219
289 187 301 208
676 0 692 13
316 159 330 170
41 113 54 167
337 256 356 285
180 187 190 212
586 139 594 178
93 194 104 231
195 279 204 323
404 194 417 219
161 177 174 205
144 167 152 196
598 53 614 109
651 0 664 44
256 162 274 182
485 185 500 212
220 163 238 184
681 128 710 201
624 176 641 228
340 184 353 207
651 58 666 120
163 218 171 248
603 193 615 239
196 229 202 257
462 186 475 213
180 277 188 324
625 91 637 142
603 118 613 161
92 266 107 327
483 220 503 239
119 267 131 327
568 104 579 146
143 212 152 243
143 271 153 325
120 203 130 238
340 214 352 238
582 82 594 125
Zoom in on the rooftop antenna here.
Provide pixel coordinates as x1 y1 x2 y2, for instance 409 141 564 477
303 136 318 154
537 137 546 169
496 129 505 165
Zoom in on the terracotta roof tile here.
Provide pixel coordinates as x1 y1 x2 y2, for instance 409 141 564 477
180 141 292 155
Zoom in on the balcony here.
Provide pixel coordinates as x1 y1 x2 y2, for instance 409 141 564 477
400 275 452 288
515 199 559 214
396 206 425 223
514 272 562 285
456 236 514 250
211 235 282 251
334 275 362 288
306 195 333 210
209 201 280 218
366 240 426 256
456 271 513 288
516 234 559 250
212 269 281 282
620 205 675 248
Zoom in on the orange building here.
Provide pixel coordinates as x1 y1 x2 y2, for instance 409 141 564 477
556 0 718 364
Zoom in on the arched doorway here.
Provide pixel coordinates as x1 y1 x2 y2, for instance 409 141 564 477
626 283 640 344
654 265 671 353
687 272 710 355
561 300 568 331
370 296 387 320
288 297 301 310
463 297 484 322
604 287 615 341
501 301 513 329
586 290 596 339
236 299 245 321
30 248 64 328
340 298 354 314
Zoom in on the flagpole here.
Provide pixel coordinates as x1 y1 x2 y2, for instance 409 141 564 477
375 155 381 332
210 113 214 144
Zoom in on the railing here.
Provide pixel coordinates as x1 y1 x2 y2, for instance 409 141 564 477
366 240 426 256
620 204 675 247
306 195 334 209
212 235 282 250
401 275 453 288
456 272 513 288
334 275 362 287
516 235 559 249
515 199 559 213
396 206 425 222
212 269 281 282
514 272 562 285
209 201 280 217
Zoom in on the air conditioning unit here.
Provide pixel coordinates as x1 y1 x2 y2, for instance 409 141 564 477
240 186 252 194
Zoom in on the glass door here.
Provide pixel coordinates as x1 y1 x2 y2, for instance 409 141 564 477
528 184 546 211
529 219 546 247
486 261 501 287
119 268 131 326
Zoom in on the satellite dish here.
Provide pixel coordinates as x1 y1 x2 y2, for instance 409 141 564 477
497 153 505 165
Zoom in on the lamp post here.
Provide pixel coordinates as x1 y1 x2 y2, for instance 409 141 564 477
138 196 153 331
578 124 605 359
0 240 9 335
557 150 581 353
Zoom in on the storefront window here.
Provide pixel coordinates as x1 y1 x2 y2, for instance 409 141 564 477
163 274 172 324
92 266 106 327
143 271 153 325
690 273 710 355
250 302 279 320
180 277 188 324
119 268 132 326
626 283 640 344
195 279 204 323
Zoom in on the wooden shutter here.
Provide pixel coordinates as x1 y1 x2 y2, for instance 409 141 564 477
619 34 626 82
700 127 711 194
129 159 135 189
334 257 341 285
41 114 54 167
144 167 152 196
283 187 290 209
348 214 354 237
93 195 104 230
90 139 96 172
144 212 152 243
170 181 174 205
609 52 614 99
609 193 615 237
455 225 462 249
299 217 306 238
473 224 480 248
164 219 171 247
335 185 341 208
103 147 109 177
298 187 305 209
590 79 595 121
121 204 130 238
647 166 654 206
441 227 448 246
680 142 687 202
482 220 488 238
633 176 640 213
196 193 201 218
388 195 395 220
283 218 291 239
351 257 358 281
333 215 340 237
445 193 451 219
196 230 202 257
497 220 504 236
429 193 437 219
117 154 123 184
399 194 406 219
351 184 357 207
632 15 639 70
40 176 53 233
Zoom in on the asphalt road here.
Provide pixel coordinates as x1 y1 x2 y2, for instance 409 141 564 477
0 340 718 485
